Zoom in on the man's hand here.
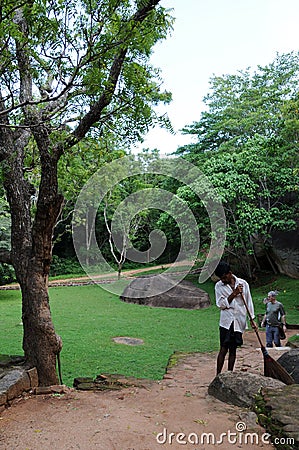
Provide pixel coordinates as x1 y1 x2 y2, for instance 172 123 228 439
228 283 244 303
233 283 243 297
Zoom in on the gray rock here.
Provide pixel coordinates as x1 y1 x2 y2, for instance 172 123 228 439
120 274 210 309
269 228 299 279
112 337 144 346
208 372 285 408
277 348 299 383
0 357 39 407
0 391 7 406
0 369 30 403
258 384 299 447
0 355 25 368
238 411 259 430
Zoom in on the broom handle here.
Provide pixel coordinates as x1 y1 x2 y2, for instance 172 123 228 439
240 291 265 349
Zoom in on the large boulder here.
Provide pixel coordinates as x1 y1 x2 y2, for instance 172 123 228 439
208 372 285 408
269 228 299 279
277 348 299 383
120 274 210 309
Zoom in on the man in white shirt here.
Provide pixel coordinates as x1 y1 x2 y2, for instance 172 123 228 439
214 261 257 375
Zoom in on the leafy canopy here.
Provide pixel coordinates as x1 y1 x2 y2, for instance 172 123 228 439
174 53 299 276
0 0 174 144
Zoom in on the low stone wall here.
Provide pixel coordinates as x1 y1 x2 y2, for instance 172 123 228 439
0 355 38 410
255 384 299 449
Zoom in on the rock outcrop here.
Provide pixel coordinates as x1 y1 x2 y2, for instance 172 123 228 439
120 274 210 309
208 371 285 408
256 384 299 448
269 228 299 279
277 348 299 384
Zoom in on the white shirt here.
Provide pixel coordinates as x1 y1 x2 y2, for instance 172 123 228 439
215 275 255 333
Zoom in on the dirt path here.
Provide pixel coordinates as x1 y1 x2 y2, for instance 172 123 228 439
0 261 191 290
1 331 296 450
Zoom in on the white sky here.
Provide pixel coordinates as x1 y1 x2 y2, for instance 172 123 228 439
133 0 299 154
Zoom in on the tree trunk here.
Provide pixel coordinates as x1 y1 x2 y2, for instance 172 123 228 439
23 144 64 385
2 125 64 386
17 180 64 386
21 272 62 386
16 187 64 386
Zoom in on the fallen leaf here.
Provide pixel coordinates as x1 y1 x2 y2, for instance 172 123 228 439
194 419 207 425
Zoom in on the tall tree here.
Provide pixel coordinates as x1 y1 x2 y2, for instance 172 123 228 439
176 53 299 277
178 52 299 157
56 136 127 265
0 0 172 385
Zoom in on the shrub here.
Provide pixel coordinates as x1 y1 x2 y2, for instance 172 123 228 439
0 263 15 285
50 256 84 277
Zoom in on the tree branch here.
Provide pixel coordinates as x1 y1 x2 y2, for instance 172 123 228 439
68 0 161 146
0 92 15 162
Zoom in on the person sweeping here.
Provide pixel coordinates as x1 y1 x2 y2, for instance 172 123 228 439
214 261 294 384
214 261 257 375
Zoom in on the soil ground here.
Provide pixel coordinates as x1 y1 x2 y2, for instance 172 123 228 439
0 330 297 450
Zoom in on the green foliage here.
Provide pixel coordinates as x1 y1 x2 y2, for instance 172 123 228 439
0 0 176 268
0 195 15 284
66 148 183 269
49 256 84 277
179 52 299 156
1 0 174 158
0 196 11 250
0 263 15 285
175 53 299 277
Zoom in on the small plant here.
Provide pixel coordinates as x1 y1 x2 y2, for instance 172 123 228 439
0 263 16 285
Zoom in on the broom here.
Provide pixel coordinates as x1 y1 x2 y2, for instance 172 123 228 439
240 292 294 385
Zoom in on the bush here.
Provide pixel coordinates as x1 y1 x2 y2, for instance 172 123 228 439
50 256 84 277
0 263 15 285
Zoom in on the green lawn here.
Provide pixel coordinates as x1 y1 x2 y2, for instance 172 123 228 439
1 274 298 387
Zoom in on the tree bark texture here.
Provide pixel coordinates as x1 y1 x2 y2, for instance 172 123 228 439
21 273 62 386
1 121 63 385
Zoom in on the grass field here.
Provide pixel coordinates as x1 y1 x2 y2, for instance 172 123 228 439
1 273 298 387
